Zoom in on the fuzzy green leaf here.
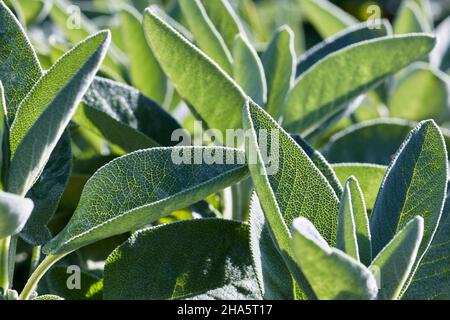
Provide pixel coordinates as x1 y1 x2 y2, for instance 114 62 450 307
394 1 430 35
74 77 181 152
43 147 248 255
404 192 450 299
104 219 260 300
243 100 340 299
389 65 450 123
284 35 436 135
323 119 450 165
291 217 378 300
370 121 448 277
201 0 245 50
249 193 294 300
179 0 233 74
21 131 72 245
232 34 267 106
120 7 167 105
48 0 124 81
8 31 110 197
332 164 386 212
0 1 42 122
262 26 296 120
370 216 424 300
291 134 343 197
296 21 391 77
299 0 357 39
337 178 363 262
143 7 246 140
0 191 34 238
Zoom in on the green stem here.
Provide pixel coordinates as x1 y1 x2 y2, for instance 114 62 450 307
18 253 68 300
8 235 18 287
0 236 11 293
29 246 41 277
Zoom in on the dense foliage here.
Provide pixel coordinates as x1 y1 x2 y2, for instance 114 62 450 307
0 0 449 300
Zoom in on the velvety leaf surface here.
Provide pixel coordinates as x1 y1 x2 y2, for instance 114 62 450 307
143 7 246 139
232 34 267 106
201 0 245 50
370 121 448 272
21 131 72 245
249 194 294 300
243 101 340 298
323 119 450 165
120 7 167 105
74 77 181 152
299 0 357 39
179 0 233 74
262 26 296 120
0 191 34 238
404 190 450 299
291 134 342 197
394 1 430 34
332 164 386 212
48 0 124 81
104 219 261 300
0 1 42 122
389 65 450 123
296 21 390 77
284 35 436 135
370 216 424 300
8 31 110 196
337 178 364 262
44 147 248 255
291 217 378 300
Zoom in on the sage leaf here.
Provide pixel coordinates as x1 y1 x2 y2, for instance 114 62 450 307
291 217 378 300
323 119 450 165
21 131 72 245
332 164 386 212
232 34 267 106
179 0 233 74
291 134 343 197
143 7 246 139
404 191 450 299
389 65 450 123
201 0 245 50
74 77 181 152
262 26 296 120
299 0 357 39
0 1 42 122
0 191 34 238
337 178 365 262
370 216 424 300
296 21 391 77
284 34 436 135
394 1 431 34
249 193 294 300
48 0 124 81
43 147 249 255
370 121 448 273
8 30 110 196
120 7 167 106
104 219 261 300
243 100 340 298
